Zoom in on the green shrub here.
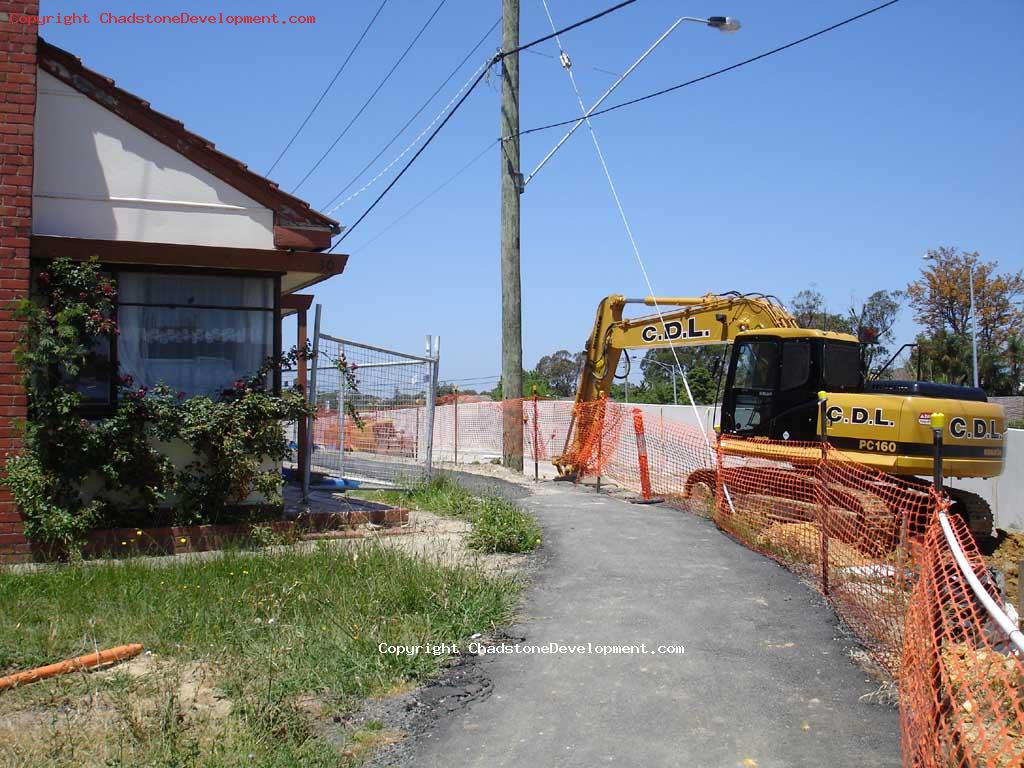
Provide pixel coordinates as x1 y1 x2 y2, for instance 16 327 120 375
467 496 542 554
0 257 313 551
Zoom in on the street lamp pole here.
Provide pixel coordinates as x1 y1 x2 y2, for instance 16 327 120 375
970 261 979 389
644 358 680 406
524 15 740 186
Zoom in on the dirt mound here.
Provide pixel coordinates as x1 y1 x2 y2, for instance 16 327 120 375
941 642 1024 767
985 530 1024 605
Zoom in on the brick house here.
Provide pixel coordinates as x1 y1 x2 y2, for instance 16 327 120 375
0 2 345 560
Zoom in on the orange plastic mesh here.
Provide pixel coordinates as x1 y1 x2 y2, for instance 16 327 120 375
438 397 1023 766
901 502 1024 767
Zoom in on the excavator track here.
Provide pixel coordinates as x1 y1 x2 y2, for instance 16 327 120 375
943 487 994 543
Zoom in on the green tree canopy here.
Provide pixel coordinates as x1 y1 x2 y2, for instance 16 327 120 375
906 247 1024 393
533 349 586 397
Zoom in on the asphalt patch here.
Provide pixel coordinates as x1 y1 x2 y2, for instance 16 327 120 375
361 631 526 767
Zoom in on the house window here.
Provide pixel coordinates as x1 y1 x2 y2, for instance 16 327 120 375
117 273 275 398
75 334 115 405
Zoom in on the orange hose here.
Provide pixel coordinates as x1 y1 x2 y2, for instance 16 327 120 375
0 643 144 691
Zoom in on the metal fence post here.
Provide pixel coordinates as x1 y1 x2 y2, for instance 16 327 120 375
532 385 539 482
303 304 322 502
930 412 945 491
817 391 829 595
423 335 439 478
337 341 346 481
454 385 459 466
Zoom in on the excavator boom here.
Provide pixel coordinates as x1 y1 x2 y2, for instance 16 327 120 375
575 293 799 405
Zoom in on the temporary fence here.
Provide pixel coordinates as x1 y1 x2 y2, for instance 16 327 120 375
305 329 439 488
430 396 576 469
427 395 1023 767
901 504 1024 767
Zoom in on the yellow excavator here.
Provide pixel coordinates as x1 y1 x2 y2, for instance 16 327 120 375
554 293 1006 541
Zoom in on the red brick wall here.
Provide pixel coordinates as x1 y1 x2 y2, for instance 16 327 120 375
0 1 37 561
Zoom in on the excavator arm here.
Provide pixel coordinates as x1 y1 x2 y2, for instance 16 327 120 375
574 293 798 405
554 293 797 477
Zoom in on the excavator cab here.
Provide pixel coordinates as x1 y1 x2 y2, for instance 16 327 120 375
720 330 862 441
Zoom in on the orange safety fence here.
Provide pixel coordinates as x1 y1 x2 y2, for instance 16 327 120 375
424 396 1022 767
901 503 1024 767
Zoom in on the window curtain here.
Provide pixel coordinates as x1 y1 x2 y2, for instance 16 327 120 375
117 273 274 398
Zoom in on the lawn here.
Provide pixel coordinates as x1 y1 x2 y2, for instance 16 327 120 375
0 542 518 767
353 474 542 554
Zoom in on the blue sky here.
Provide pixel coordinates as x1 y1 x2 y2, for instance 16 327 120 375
41 0 1023 389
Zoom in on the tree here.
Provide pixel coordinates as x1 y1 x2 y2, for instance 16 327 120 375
637 347 726 404
906 247 1024 392
911 330 971 386
534 350 586 396
790 286 853 333
438 383 479 397
847 289 903 373
1006 335 1024 395
489 370 552 400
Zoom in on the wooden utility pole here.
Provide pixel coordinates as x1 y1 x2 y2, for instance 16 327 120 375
500 0 524 470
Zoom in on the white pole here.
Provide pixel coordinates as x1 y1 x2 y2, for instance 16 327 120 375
970 262 979 389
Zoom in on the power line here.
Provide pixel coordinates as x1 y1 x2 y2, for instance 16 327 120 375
326 60 491 216
442 375 501 383
290 0 449 194
349 140 496 255
321 16 501 213
516 0 904 138
329 68 492 250
265 0 387 177
329 0 644 248
523 46 620 78
506 0 639 57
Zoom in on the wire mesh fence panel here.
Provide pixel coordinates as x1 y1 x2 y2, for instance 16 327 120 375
308 333 437 487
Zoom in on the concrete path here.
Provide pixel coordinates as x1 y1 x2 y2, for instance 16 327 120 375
410 482 900 768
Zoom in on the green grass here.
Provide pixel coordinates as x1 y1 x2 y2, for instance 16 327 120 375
355 475 542 554
0 543 517 767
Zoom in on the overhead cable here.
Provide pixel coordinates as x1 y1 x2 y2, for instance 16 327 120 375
291 0 449 193
321 15 501 213
266 0 388 176
515 0 904 138
329 0 648 246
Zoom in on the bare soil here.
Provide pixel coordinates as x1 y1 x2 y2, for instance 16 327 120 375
985 530 1024 608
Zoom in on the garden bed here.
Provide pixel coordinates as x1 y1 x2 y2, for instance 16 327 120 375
41 493 410 560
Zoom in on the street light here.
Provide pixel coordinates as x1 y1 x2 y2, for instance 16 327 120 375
525 12 742 185
970 260 979 389
706 16 741 32
645 358 680 405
